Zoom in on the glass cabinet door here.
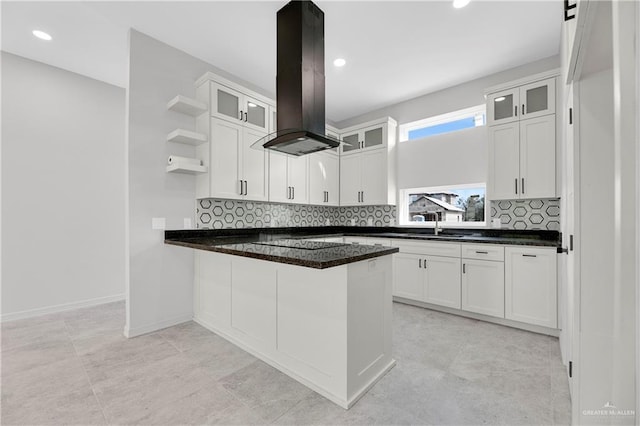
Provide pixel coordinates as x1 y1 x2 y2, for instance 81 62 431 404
487 88 519 126
244 97 268 131
519 78 556 120
363 126 384 149
341 133 360 154
211 83 242 122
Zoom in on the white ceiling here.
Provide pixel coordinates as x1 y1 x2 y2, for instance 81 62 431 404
1 1 562 122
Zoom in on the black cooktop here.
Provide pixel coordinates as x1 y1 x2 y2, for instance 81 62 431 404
253 239 345 250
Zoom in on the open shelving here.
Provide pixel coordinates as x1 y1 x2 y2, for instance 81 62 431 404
166 95 208 116
166 129 207 145
166 163 208 174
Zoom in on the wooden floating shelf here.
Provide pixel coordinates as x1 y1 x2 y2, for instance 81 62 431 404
167 95 208 116
167 129 207 145
166 163 208 174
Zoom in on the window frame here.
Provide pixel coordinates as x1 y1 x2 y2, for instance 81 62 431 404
398 183 488 228
399 104 486 142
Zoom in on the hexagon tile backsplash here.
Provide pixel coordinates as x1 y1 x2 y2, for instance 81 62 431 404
490 198 560 230
196 199 397 229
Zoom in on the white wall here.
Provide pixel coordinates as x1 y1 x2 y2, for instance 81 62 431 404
1 52 126 320
126 30 273 337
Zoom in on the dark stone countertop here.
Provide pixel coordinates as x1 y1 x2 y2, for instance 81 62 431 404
165 226 562 268
165 236 398 269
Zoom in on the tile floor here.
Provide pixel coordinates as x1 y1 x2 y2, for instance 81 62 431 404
1 300 571 425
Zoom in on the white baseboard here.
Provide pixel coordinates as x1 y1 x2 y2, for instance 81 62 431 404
1 293 126 322
124 313 192 338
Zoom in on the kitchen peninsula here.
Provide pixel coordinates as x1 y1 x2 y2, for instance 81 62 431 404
166 228 399 409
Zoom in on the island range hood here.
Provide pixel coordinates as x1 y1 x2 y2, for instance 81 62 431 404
254 0 341 156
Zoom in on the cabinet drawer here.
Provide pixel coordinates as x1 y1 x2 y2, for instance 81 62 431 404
392 240 461 258
345 237 391 247
462 244 504 261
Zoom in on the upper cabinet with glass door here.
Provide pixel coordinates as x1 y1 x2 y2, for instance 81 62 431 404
210 81 270 133
339 121 389 155
487 78 556 126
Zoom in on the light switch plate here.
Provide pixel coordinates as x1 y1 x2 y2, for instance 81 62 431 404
152 217 166 230
491 218 501 228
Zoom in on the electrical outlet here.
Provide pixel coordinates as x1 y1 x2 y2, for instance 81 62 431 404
350 218 356 226
367 217 373 226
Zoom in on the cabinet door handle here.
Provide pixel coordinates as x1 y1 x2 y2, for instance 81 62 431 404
244 180 247 195
419 259 422 268
521 178 525 194
463 263 466 274
244 111 248 122
515 178 518 194
475 251 488 254
523 254 537 258
361 191 364 203
515 105 518 116
423 259 427 268
239 110 243 121
239 180 243 195
522 104 525 115
292 186 295 200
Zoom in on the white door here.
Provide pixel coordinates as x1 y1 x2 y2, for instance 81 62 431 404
210 118 242 200
519 78 556 120
210 82 243 124
505 247 557 328
488 122 520 200
269 152 289 203
461 259 505 318
325 154 340 206
241 128 268 201
288 155 309 204
424 255 461 309
242 96 269 133
393 252 424 301
362 124 386 151
340 131 361 155
340 154 361 206
519 115 556 199
487 88 520 126
361 149 387 205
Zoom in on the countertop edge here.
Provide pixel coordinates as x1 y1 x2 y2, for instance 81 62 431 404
165 240 399 269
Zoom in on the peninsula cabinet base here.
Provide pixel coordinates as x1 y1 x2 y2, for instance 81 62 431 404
393 297 560 337
194 251 396 409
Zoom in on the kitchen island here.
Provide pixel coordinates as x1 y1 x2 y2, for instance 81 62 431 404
166 231 399 409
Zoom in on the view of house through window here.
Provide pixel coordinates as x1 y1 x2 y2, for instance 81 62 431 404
402 185 486 225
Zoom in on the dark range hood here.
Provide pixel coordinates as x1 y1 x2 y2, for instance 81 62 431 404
254 0 341 156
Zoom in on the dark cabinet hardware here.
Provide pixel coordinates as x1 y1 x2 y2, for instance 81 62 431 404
515 178 518 194
239 110 243 120
522 178 525 194
564 0 576 21
522 104 525 115
463 263 466 274
419 259 422 268
522 254 537 258
569 107 573 124
244 111 248 122
515 105 518 116
476 251 489 254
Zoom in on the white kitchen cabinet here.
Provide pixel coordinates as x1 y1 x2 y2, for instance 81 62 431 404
210 81 270 133
194 251 232 329
340 148 391 206
207 118 268 201
269 152 308 204
340 122 386 155
488 114 556 200
309 151 339 206
461 258 505 319
392 241 461 309
487 78 556 126
505 246 557 328
393 252 424 300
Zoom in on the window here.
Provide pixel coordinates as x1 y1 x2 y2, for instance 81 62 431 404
399 184 486 227
399 105 486 142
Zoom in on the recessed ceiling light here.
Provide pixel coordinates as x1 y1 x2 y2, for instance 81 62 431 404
32 30 52 41
333 58 346 67
494 96 506 102
453 0 471 9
